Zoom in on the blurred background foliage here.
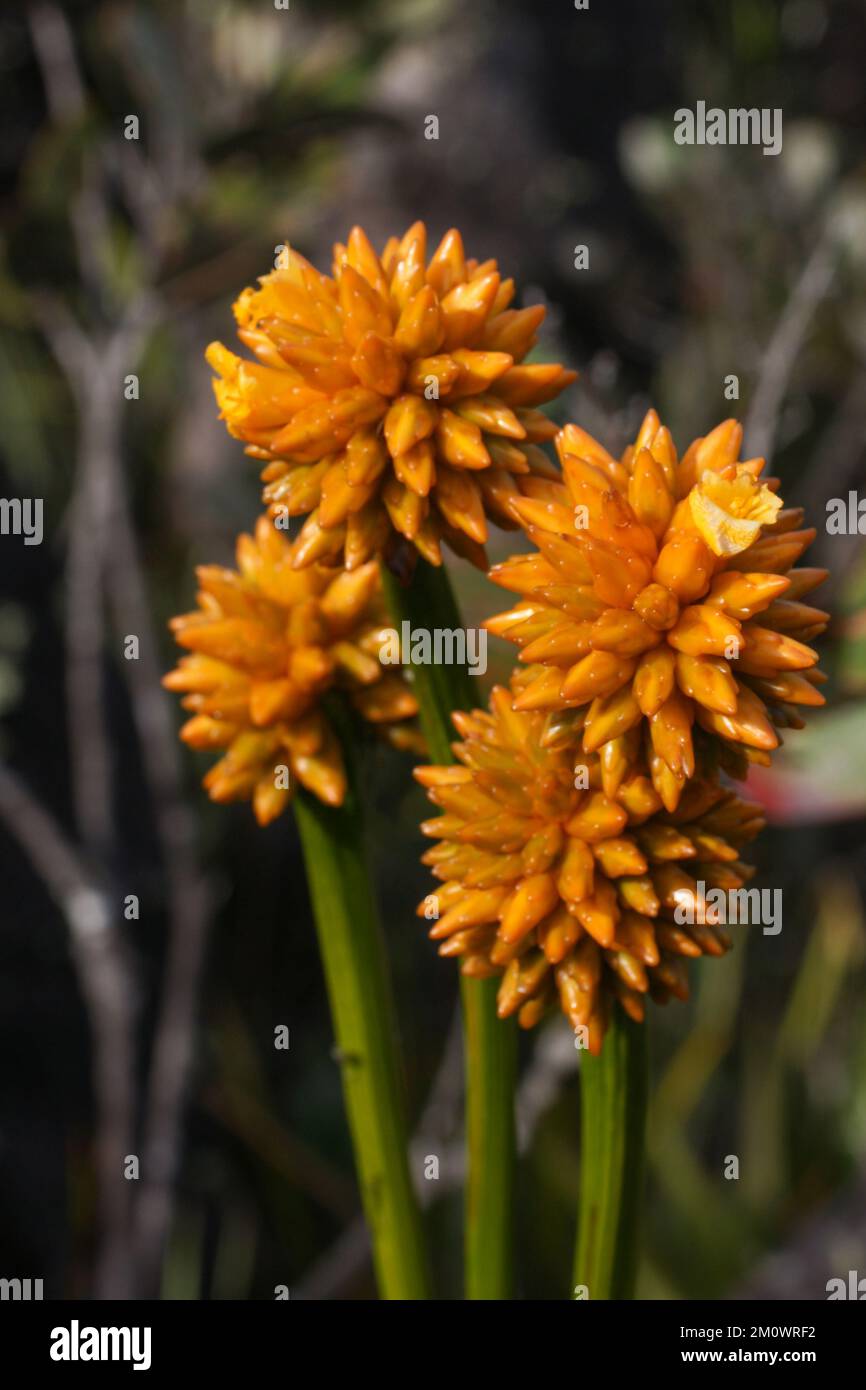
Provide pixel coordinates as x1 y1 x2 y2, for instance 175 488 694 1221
1 0 866 1299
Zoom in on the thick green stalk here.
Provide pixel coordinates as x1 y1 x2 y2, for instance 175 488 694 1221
573 1008 648 1300
294 781 429 1300
380 557 474 762
381 558 517 1300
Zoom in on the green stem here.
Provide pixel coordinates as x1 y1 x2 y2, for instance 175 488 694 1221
573 1008 648 1300
380 556 475 761
294 780 429 1300
381 557 517 1300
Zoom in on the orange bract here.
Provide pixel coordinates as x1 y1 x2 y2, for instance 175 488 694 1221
415 683 763 1053
206 223 576 571
486 411 828 810
164 517 421 822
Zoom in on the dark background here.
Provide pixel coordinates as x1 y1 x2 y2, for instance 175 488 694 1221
2 0 866 1300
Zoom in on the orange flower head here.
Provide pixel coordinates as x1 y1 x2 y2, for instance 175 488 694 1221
164 517 421 823
415 683 764 1053
206 223 576 572
486 411 828 810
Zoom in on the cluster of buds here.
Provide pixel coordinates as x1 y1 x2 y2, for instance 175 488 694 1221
416 681 765 1053
164 518 422 823
206 223 574 573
